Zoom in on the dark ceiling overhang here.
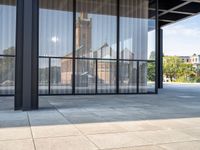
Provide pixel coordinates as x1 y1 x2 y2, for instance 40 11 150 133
158 0 200 27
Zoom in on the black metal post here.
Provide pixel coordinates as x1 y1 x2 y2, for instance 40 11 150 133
158 28 163 89
96 59 98 94
48 57 51 94
116 0 120 94
137 61 139 94
155 0 159 94
15 0 39 110
72 0 76 95
15 0 24 110
31 0 39 110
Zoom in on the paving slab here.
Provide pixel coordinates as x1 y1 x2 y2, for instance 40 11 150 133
159 141 200 150
0 139 35 150
87 132 151 149
34 136 98 150
148 119 193 130
75 122 126 135
178 127 200 139
0 127 32 141
31 124 81 138
28 110 70 126
111 121 163 132
0 111 29 128
134 130 197 145
63 114 106 124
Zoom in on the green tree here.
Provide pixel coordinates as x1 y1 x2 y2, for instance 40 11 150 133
163 56 182 82
196 66 200 77
147 62 155 81
177 63 196 82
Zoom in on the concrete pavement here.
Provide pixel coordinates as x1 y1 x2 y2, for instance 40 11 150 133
0 84 200 150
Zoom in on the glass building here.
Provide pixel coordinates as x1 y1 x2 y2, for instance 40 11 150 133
1 0 198 110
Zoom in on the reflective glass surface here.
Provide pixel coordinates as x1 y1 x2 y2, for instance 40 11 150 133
38 0 156 95
0 0 16 95
76 0 117 59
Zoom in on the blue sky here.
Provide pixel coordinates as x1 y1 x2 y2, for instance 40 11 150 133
163 14 200 56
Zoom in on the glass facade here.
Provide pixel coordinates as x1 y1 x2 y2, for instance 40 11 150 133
0 0 16 95
38 0 157 95
0 0 157 96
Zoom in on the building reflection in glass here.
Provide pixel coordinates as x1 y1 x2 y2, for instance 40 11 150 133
38 0 156 94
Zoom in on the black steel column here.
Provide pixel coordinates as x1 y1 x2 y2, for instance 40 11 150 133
155 0 159 93
31 0 39 109
48 58 51 94
15 0 24 110
22 0 38 110
158 27 163 89
15 0 39 110
72 0 76 95
116 0 120 94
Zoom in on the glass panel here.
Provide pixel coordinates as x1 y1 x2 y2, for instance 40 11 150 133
0 56 15 95
139 61 155 93
98 60 116 93
147 62 156 92
39 58 49 94
139 61 147 93
120 0 156 93
119 61 137 93
0 0 16 95
39 0 73 57
75 59 96 94
76 0 117 59
119 0 156 60
0 0 16 55
51 58 72 94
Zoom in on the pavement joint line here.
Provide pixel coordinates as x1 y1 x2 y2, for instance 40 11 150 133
27 112 37 150
50 103 101 150
32 135 89 140
99 139 200 150
141 139 200 147
100 145 167 150
157 139 200 145
72 129 167 136
0 138 33 142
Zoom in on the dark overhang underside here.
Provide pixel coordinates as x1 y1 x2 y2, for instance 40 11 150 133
158 0 200 27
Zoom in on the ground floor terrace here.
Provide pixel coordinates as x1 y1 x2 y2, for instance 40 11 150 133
1 83 200 150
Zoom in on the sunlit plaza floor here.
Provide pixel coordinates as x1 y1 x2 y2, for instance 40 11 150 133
0 83 200 150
